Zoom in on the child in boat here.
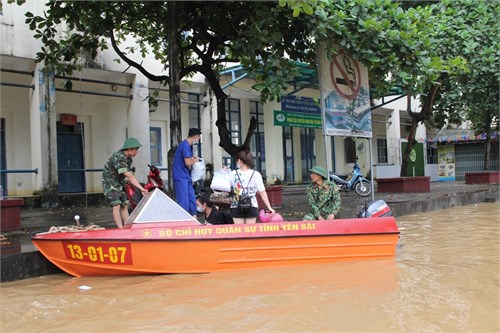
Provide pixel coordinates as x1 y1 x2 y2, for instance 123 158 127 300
196 193 233 225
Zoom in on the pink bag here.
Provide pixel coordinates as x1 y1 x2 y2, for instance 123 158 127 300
258 209 284 223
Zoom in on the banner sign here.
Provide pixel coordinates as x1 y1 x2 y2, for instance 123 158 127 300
274 96 322 128
437 145 456 181
280 96 321 115
274 110 322 128
317 44 372 138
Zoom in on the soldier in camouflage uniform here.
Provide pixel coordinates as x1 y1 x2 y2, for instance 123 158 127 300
303 165 341 221
102 138 147 228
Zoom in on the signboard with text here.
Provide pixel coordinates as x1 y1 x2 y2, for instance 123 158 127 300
274 110 322 128
317 44 372 138
438 145 456 181
274 96 322 129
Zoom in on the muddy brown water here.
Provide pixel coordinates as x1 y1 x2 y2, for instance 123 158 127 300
1 202 499 333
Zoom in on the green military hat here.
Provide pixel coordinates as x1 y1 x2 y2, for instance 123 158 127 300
309 165 327 179
121 137 143 150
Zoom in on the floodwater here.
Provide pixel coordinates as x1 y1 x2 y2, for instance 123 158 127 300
1 202 499 333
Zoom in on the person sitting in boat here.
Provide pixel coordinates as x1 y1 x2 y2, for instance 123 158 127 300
303 165 341 221
196 193 233 225
229 150 275 224
102 138 148 228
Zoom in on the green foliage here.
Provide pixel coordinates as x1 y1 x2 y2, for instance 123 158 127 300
430 0 499 135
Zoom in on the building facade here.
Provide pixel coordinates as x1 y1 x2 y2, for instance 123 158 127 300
1 1 495 198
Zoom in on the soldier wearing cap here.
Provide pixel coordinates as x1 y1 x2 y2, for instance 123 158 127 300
303 165 341 221
102 138 148 228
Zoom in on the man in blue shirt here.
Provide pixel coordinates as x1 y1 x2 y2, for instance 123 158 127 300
173 128 201 216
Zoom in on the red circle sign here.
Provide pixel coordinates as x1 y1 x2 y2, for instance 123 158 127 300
329 53 361 100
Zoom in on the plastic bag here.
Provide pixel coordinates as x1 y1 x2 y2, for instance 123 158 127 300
210 168 232 192
191 158 206 182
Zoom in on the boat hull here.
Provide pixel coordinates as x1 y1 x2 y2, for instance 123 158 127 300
32 218 399 277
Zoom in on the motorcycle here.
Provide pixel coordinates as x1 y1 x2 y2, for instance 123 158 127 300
125 164 165 211
329 162 372 197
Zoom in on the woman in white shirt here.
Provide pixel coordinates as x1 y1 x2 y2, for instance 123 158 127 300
230 150 275 224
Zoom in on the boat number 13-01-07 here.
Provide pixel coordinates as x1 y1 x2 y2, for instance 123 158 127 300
62 241 133 265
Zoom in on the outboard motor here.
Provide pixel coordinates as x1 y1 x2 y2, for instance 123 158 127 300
357 200 393 218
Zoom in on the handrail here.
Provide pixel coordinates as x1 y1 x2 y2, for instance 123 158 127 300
0 168 167 175
58 168 103 173
0 169 38 174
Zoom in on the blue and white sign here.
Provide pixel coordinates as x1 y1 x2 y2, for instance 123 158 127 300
281 96 321 115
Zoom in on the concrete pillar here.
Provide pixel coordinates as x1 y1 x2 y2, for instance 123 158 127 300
386 109 401 165
207 90 225 170
415 122 427 142
30 65 57 190
199 87 213 163
263 101 283 181
127 74 151 180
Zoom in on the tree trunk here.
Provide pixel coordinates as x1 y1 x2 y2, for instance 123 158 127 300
203 67 257 159
400 93 417 177
401 75 445 177
167 1 182 196
400 118 419 177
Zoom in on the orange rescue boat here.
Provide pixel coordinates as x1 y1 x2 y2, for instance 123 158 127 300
32 189 400 277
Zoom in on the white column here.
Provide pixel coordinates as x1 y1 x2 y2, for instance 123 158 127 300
208 90 225 170
386 108 401 165
263 101 284 182
127 74 151 180
200 87 215 166
30 65 57 190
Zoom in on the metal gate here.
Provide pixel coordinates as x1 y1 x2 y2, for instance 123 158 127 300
455 143 499 180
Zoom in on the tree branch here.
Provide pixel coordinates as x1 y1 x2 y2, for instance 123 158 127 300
109 30 169 83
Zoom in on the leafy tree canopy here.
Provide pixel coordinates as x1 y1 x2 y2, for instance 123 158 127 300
429 0 499 170
430 0 499 134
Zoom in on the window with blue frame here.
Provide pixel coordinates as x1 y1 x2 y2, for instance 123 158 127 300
224 98 241 168
250 100 266 177
150 127 161 166
188 93 202 157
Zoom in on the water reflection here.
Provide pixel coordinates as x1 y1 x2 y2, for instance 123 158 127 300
1 202 499 333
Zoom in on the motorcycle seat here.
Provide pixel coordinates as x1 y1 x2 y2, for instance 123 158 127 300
331 172 349 180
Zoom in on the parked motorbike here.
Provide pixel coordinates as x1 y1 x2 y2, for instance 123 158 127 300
329 162 372 197
125 164 165 211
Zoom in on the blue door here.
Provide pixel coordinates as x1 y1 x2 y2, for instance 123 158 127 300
57 131 85 193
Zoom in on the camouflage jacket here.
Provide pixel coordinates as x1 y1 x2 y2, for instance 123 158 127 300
303 180 341 220
101 150 132 192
